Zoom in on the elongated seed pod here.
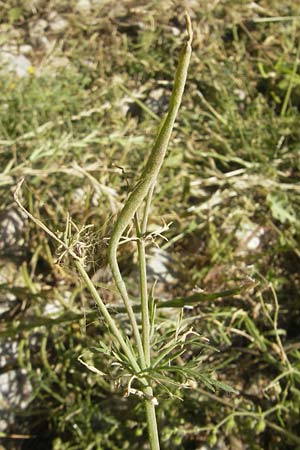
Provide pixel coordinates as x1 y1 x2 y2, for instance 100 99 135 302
108 15 193 366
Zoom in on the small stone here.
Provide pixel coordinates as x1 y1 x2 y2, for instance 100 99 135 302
72 187 86 204
147 88 169 115
13 55 31 77
76 0 91 13
30 19 50 48
235 220 264 251
24 0 45 11
31 18 48 35
48 13 68 33
0 341 24 433
147 248 177 284
171 27 180 36
49 56 70 69
19 44 33 55
0 369 32 432
0 208 26 250
234 88 246 101
0 262 19 315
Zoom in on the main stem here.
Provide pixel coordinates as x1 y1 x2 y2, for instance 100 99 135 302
135 185 154 367
136 184 160 449
145 387 160 450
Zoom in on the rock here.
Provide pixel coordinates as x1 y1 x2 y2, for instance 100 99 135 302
0 338 32 432
30 18 48 35
0 368 33 432
49 56 71 69
0 262 19 315
48 12 68 33
235 220 264 251
0 208 26 252
24 0 46 12
30 18 50 48
234 88 246 101
146 88 169 115
76 0 91 13
71 187 86 204
147 248 177 284
0 51 32 77
171 27 180 36
19 44 33 55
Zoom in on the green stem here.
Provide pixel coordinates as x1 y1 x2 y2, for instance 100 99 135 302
138 238 151 365
136 194 160 449
135 184 155 366
144 387 160 450
75 260 142 375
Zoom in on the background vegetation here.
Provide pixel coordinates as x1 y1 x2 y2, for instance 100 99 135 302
0 0 299 449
